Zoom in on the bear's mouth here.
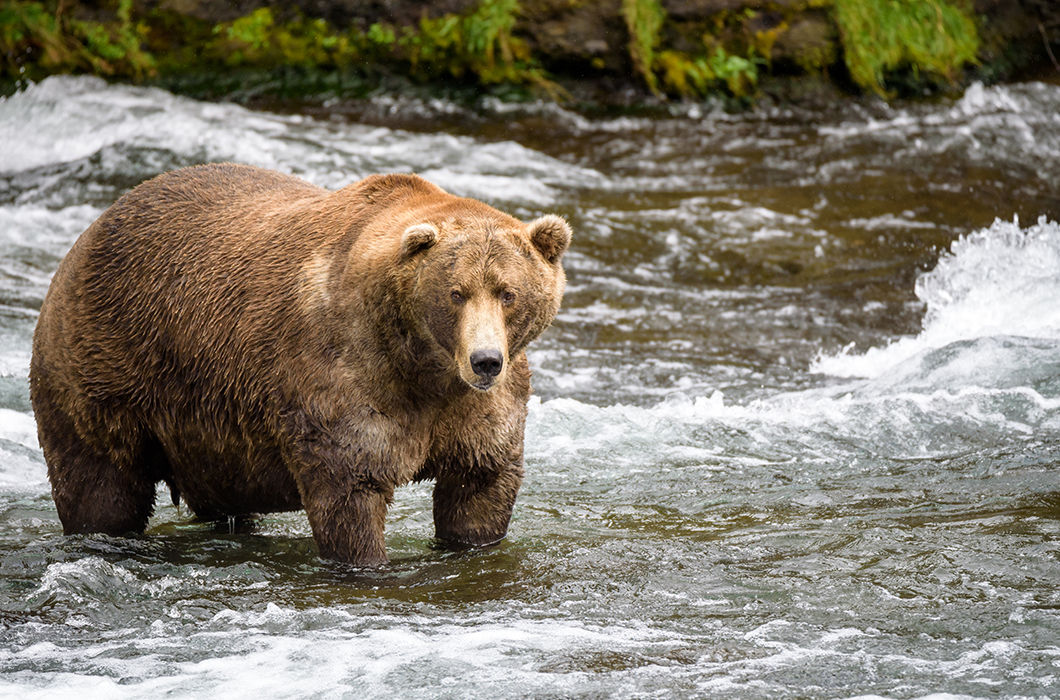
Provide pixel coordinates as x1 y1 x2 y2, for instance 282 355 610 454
469 377 495 391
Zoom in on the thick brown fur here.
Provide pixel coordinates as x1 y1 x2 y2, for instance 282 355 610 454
29 163 570 565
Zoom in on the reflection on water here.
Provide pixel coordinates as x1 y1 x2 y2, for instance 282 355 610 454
1 76 1058 698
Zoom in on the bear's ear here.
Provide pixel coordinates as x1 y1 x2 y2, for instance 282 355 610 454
528 215 572 265
401 223 438 258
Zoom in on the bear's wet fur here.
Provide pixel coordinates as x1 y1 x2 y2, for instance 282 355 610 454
30 163 570 565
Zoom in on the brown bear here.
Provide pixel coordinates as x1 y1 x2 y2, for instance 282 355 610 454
29 163 570 565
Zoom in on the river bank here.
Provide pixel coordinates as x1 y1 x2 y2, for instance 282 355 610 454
2 0 1058 106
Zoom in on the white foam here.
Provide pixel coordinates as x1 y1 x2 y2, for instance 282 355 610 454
0 350 31 380
0 76 599 207
416 169 557 206
0 445 45 491
0 204 106 379
0 204 102 249
954 80 1028 117
814 217 1060 378
0 76 285 174
0 406 44 490
0 409 39 450
33 557 140 603
526 362 1060 469
846 212 937 231
815 82 1060 177
0 607 672 698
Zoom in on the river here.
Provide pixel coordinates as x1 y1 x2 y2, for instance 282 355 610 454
1 76 1058 698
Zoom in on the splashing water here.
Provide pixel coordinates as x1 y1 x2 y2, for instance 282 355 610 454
814 216 1060 380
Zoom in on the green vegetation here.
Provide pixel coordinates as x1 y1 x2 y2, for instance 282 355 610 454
210 9 355 69
656 48 760 98
397 0 553 91
622 0 762 99
833 0 979 95
203 1 550 89
1 0 153 82
0 0 993 102
2 0 549 95
622 0 665 95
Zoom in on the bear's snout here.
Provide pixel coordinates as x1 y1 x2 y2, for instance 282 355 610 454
470 348 504 379
454 293 510 391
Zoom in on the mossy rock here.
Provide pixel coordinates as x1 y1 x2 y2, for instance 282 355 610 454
770 9 836 73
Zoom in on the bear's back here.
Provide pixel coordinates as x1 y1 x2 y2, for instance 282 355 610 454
33 164 335 422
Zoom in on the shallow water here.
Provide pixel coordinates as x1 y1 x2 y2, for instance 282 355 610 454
1 76 1059 698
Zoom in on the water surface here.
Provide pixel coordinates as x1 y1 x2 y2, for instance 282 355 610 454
1 76 1058 698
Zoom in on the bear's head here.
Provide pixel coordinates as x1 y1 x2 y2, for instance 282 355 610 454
396 202 571 392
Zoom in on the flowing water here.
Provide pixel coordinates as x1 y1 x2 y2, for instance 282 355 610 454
1 76 1059 698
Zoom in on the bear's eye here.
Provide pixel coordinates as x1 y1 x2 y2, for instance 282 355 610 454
450 290 465 305
501 291 516 306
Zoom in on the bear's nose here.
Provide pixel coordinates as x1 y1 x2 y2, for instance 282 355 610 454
470 349 503 378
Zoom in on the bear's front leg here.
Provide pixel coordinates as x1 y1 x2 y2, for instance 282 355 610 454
301 479 392 565
432 454 524 547
285 411 402 566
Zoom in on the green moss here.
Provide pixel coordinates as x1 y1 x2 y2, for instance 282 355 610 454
623 0 761 99
709 47 759 95
219 8 274 58
403 0 556 92
1 0 553 95
833 0 979 96
1 2 66 78
199 1 554 94
657 46 760 98
366 22 396 49
622 0 665 94
397 1 563 97
1 0 154 83
791 27 838 74
208 8 360 70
